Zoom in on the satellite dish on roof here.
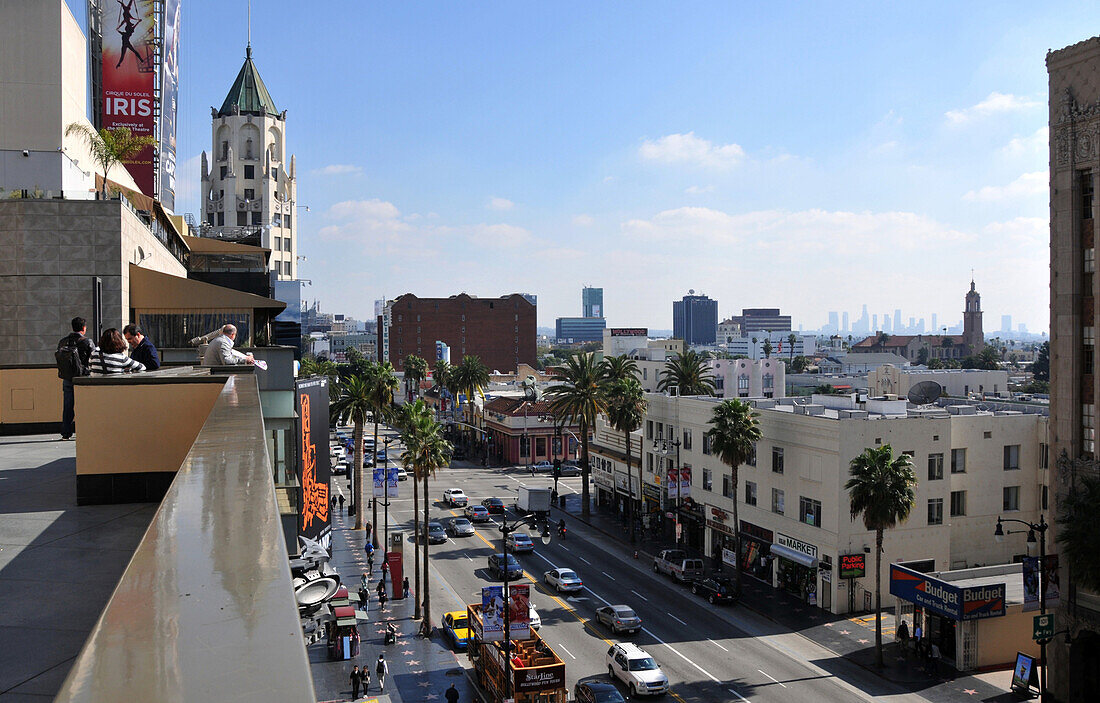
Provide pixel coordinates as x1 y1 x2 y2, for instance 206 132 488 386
907 381 943 405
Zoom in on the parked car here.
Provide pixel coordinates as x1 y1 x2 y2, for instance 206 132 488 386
605 643 669 697
691 576 737 605
447 517 475 537
532 460 554 472
574 680 626 703
653 549 704 582
464 504 491 522
442 611 469 650
395 467 409 481
488 553 524 580
481 497 506 514
595 604 642 634
423 521 448 544
543 568 583 592
505 532 535 552
442 489 468 507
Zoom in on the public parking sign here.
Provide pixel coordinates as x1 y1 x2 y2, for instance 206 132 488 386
1033 613 1054 641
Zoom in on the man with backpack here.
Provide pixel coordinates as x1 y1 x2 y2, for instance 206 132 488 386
56 317 95 440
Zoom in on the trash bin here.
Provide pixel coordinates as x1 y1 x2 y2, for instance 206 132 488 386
559 495 566 508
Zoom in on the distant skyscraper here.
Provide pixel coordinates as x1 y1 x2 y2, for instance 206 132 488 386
673 292 718 345
872 314 878 332
1001 314 1012 332
828 311 839 333
931 313 938 333
582 286 603 318
894 309 902 331
842 311 849 333
729 308 791 334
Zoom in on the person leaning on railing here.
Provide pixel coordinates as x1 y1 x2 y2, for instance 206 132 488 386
89 329 146 375
201 324 255 366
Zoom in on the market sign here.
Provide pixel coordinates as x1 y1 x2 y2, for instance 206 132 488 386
776 532 818 559
889 563 1006 621
706 505 735 536
839 553 866 579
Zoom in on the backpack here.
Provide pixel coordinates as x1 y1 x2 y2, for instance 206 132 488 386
376 660 386 675
56 336 88 380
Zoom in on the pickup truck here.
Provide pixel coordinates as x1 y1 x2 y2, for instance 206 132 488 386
653 549 704 582
442 488 468 507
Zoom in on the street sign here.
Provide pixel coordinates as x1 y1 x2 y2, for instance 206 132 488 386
1033 613 1054 641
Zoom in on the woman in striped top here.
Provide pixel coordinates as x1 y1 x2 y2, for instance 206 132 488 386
90 328 146 374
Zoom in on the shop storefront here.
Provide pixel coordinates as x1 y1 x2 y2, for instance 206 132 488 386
738 521 773 580
642 484 662 538
706 505 736 569
678 498 705 553
772 532 819 605
592 467 614 509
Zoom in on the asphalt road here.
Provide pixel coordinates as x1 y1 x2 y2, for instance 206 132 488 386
340 450 919 703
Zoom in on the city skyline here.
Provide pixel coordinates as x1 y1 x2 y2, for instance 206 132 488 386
79 0 1081 331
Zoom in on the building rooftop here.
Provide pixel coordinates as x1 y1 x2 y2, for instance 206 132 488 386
218 46 280 118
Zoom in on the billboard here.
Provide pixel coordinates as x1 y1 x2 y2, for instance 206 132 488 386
296 378 331 552
839 553 866 579
159 0 179 209
1022 554 1061 611
610 328 648 337
889 563 1005 621
372 466 399 498
100 0 158 196
508 584 531 639
481 586 505 642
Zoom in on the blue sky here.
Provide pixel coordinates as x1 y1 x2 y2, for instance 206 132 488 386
146 1 1089 331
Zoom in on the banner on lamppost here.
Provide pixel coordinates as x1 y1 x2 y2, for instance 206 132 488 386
1022 554 1061 611
508 584 531 640
372 466 399 498
481 586 505 642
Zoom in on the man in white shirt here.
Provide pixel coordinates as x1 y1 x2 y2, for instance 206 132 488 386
202 324 255 366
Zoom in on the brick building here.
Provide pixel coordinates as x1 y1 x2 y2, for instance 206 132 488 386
386 293 536 372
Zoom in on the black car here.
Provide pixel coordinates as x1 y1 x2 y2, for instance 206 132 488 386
422 521 447 544
487 553 523 580
481 497 506 514
691 576 738 605
574 681 626 703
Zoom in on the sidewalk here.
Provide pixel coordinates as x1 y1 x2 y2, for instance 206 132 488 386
311 481 480 703
555 491 1018 703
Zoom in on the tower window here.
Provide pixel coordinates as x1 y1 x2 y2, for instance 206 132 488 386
244 165 255 179
220 141 228 159
244 188 255 200
1081 170 1094 219
220 166 227 179
217 212 224 226
237 211 247 226
251 211 263 225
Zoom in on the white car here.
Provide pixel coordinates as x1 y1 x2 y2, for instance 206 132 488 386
442 489 468 507
606 642 669 697
543 568 583 593
529 604 541 630
395 467 409 481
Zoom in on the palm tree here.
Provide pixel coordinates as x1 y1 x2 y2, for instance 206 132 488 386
398 400 452 623
366 361 400 545
657 350 716 396
547 352 608 519
300 357 339 380
330 374 373 531
1057 470 1100 592
787 333 797 364
454 355 490 440
705 400 761 596
398 404 448 629
433 360 453 417
403 354 429 401
845 445 917 668
605 376 647 541
64 123 156 196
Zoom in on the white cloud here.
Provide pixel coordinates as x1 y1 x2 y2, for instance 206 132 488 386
311 164 363 176
1000 127 1049 159
487 196 515 211
572 214 595 226
945 92 1039 124
461 223 531 247
962 171 1047 202
318 198 412 243
639 132 745 168
685 185 715 194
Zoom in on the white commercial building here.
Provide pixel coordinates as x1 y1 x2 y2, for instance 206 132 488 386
641 392 1048 617
722 333 817 360
869 366 1010 399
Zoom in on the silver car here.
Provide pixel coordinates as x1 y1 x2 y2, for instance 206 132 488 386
543 568 583 592
595 605 641 634
448 517 476 537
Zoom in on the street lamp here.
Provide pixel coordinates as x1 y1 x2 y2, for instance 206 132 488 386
498 513 552 700
537 413 564 498
653 437 682 547
995 515 1049 701
378 435 399 551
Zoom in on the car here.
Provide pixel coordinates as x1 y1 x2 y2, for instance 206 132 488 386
691 576 738 605
574 681 627 703
557 463 581 477
532 460 554 472
441 610 470 650
595 604 642 634
452 449 466 461
442 489 468 507
423 521 447 544
332 459 348 476
464 504 491 522
528 604 541 631
375 450 388 461
488 553 524 580
481 497 506 514
606 642 669 697
505 532 535 552
395 467 409 481
543 568 583 592
447 517 475 537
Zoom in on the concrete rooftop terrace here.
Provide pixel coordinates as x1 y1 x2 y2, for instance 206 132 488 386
0 435 156 701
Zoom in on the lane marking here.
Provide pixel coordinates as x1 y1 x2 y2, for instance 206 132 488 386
558 545 571 552
578 556 590 564
758 669 787 688
601 571 615 580
668 613 688 626
708 638 728 652
728 687 749 702
557 643 576 660
645 626 721 683
630 590 648 601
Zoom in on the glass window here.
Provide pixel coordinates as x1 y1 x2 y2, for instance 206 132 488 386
683 429 692 451
1040 443 1049 469
244 188 255 200
244 165 255 179
1003 486 1020 511
799 496 821 527
251 210 262 225
763 373 773 389
772 446 784 474
237 210 247 226
219 165 227 179
702 434 711 455
646 420 653 439
1087 248 1096 273
950 490 967 517
1085 404 1095 455
647 453 653 473
928 498 943 525
738 374 749 390
771 488 785 514
217 211 224 226
745 481 757 506
746 443 757 466
284 238 291 252
702 467 712 491
1003 445 1020 470
723 475 733 499
928 453 944 480
285 213 292 229
951 448 966 473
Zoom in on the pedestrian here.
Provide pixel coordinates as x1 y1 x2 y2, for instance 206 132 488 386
897 620 910 651
359 664 371 693
402 576 410 599
201 324 255 366
350 664 361 699
445 682 460 703
367 551 375 572
331 495 337 513
338 494 346 513
122 324 160 370
89 328 146 375
930 642 941 676
381 561 389 585
375 654 388 691
378 588 388 611
55 316 95 440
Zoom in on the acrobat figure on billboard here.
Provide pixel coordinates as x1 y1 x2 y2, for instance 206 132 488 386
115 0 144 69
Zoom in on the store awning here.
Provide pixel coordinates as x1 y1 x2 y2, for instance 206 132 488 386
770 544 818 568
129 265 286 314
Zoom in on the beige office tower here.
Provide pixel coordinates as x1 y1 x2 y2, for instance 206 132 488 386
1047 36 1100 701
